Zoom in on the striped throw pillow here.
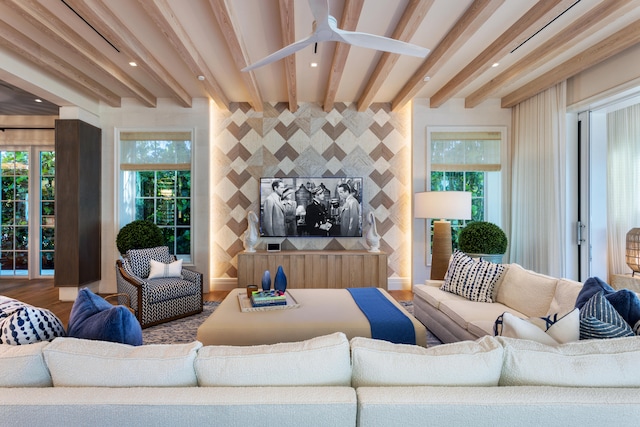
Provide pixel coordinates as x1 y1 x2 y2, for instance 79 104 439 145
441 250 505 303
579 291 634 339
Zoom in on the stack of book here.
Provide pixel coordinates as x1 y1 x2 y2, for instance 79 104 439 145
250 290 287 307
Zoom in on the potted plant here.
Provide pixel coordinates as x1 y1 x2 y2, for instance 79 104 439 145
458 221 508 263
116 220 164 255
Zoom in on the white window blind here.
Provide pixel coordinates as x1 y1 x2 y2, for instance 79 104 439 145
431 131 501 172
120 131 191 171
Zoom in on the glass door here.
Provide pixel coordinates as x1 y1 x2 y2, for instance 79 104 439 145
0 148 55 277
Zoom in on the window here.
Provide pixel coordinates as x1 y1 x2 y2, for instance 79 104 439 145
119 131 192 261
428 128 504 250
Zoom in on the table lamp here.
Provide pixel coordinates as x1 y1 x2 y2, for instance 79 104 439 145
415 191 472 280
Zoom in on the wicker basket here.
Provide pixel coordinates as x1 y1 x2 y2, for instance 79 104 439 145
626 228 640 276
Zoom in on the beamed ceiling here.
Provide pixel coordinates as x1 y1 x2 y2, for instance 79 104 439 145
1 0 640 115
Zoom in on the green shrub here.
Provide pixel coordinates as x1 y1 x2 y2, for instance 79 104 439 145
116 220 164 254
458 221 507 255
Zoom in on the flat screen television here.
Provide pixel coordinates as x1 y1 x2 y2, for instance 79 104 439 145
259 177 363 237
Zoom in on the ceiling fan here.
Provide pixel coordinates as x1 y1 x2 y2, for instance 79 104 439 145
242 0 429 72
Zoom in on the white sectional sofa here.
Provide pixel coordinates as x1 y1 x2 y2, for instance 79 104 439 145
413 261 584 343
3 332 640 426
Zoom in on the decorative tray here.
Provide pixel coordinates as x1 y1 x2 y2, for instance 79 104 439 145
237 291 300 312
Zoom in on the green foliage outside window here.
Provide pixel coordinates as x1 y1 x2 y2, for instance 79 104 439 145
430 171 485 249
134 170 191 256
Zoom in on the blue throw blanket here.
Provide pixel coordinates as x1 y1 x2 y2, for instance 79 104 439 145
346 287 416 345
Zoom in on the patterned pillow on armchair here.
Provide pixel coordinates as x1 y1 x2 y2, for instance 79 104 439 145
125 246 174 278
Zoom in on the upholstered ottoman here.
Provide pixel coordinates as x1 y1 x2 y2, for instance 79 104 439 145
197 288 427 346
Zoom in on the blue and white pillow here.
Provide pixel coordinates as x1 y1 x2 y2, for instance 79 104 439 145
0 297 65 345
579 291 634 340
441 251 505 303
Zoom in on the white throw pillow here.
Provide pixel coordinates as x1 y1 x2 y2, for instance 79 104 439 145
148 258 183 279
494 309 579 345
350 335 503 387
498 335 640 387
0 341 52 387
195 332 351 386
43 337 201 387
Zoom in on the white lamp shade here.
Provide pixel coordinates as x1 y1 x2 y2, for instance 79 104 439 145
414 191 472 220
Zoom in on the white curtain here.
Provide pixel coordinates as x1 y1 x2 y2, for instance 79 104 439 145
509 82 566 277
606 104 640 276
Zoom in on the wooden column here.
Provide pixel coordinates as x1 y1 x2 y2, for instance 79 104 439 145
54 119 101 288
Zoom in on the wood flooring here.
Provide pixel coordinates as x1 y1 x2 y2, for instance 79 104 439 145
0 279 414 329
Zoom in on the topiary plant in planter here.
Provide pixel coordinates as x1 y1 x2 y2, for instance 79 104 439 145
458 221 508 263
116 220 164 255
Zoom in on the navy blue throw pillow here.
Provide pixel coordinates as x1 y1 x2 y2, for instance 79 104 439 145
575 277 640 327
67 288 142 346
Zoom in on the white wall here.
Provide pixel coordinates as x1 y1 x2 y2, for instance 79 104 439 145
97 98 211 294
411 98 512 285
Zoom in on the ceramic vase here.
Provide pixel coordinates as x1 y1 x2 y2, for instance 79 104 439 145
261 270 271 291
274 265 287 292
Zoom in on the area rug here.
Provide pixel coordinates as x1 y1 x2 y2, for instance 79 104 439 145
142 300 442 346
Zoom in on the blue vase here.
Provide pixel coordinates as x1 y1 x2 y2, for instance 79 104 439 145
261 270 271 291
274 265 287 293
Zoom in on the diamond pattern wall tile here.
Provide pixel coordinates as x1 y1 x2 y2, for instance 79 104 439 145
212 102 411 282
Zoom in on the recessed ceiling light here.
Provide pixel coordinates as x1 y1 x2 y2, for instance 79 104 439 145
129 61 137 67
34 98 42 103
423 76 431 82
492 62 499 68
198 75 205 81
310 62 318 68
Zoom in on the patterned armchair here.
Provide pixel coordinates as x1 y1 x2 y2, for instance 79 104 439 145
115 246 203 328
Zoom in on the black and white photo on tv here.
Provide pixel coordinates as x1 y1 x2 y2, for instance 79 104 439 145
259 177 363 237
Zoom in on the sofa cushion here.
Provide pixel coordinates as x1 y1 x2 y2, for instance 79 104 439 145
441 251 506 303
43 337 201 387
67 288 142 346
0 341 52 387
0 298 65 345
126 246 173 278
350 335 503 387
413 283 466 310
548 278 583 315
439 299 520 332
494 309 579 345
579 291 634 339
194 332 351 386
495 263 558 317
498 335 640 387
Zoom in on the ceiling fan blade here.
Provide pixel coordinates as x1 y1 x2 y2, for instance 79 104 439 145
333 28 429 58
242 35 317 72
308 0 329 24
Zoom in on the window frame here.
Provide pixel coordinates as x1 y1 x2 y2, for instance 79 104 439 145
425 126 507 263
116 129 195 263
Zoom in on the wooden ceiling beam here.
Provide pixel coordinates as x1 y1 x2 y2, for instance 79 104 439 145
502 19 640 108
138 0 230 110
391 0 503 112
65 0 192 108
429 0 575 108
279 0 297 112
466 0 634 108
323 0 364 112
357 0 433 112
208 0 263 112
6 0 155 107
0 20 120 107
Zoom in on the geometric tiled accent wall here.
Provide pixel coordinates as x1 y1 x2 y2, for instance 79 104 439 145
211 101 411 282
